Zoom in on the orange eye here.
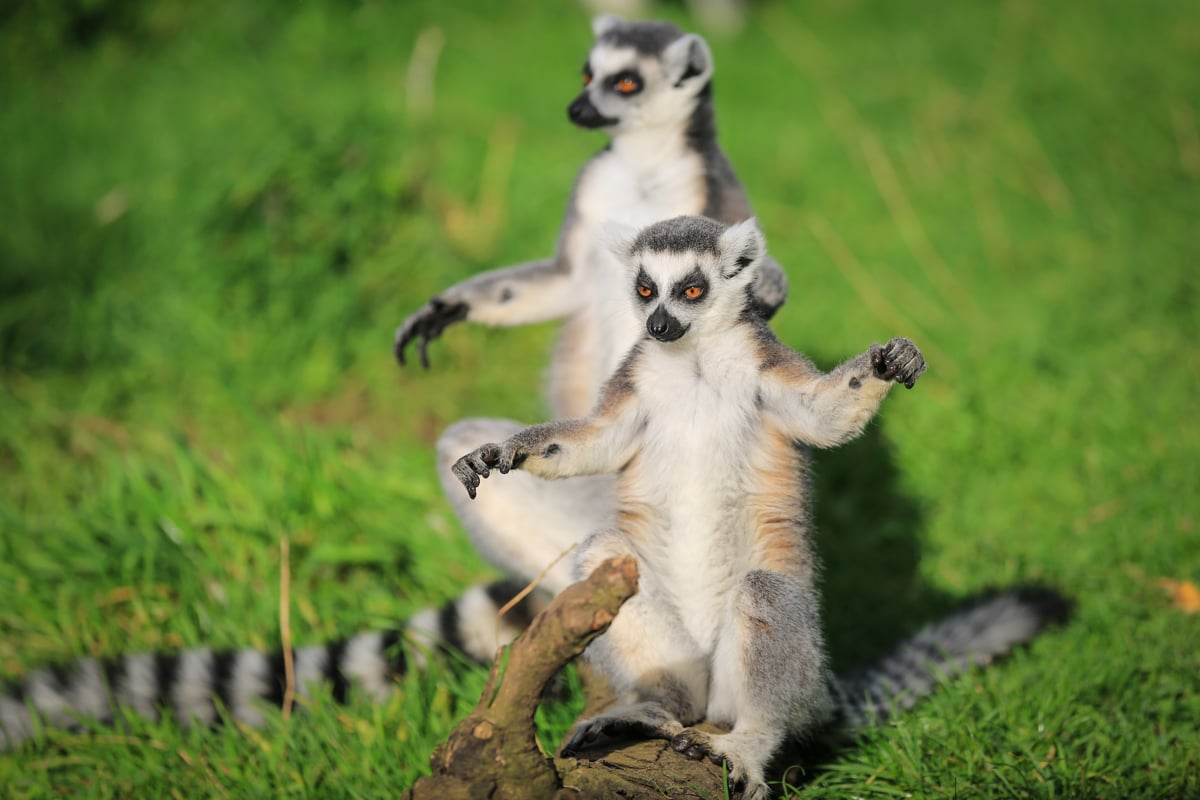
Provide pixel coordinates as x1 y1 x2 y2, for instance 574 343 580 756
615 77 638 94
684 286 704 299
637 285 652 298
583 72 592 86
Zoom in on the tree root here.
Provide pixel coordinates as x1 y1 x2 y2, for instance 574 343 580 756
403 556 735 800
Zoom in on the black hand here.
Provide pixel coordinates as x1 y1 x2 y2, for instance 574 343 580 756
871 337 926 388
451 444 501 499
394 298 469 368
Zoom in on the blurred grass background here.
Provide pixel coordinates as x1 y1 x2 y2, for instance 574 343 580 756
1 0 1197 796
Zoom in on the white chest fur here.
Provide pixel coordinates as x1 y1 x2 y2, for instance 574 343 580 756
574 147 707 228
565 148 709 382
627 334 765 638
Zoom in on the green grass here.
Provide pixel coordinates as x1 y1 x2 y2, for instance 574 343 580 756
1 0 1197 797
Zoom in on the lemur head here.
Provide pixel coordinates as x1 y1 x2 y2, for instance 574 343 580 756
606 216 765 345
567 16 714 135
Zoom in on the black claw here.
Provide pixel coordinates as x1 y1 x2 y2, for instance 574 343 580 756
892 351 926 388
670 732 720 764
563 726 597 755
418 336 431 370
394 299 470 369
452 462 481 499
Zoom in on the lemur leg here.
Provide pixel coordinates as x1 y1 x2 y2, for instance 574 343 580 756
437 417 616 594
671 570 836 800
562 531 709 755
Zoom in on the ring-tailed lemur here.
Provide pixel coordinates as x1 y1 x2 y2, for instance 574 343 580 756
449 216 1062 798
395 16 789 633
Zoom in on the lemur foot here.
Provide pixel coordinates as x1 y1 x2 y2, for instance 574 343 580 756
394 296 469 368
670 729 770 800
870 337 926 389
561 711 683 757
451 441 529 498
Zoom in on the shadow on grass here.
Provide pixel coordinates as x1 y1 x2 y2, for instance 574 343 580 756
810 418 952 673
784 420 1073 788
784 408 951 786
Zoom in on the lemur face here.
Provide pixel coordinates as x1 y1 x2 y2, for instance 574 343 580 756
567 17 714 134
632 251 712 343
608 216 764 344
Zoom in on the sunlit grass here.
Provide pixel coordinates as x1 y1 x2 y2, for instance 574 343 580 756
1 1 1197 796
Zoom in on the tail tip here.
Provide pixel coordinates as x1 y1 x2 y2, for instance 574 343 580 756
1005 584 1075 630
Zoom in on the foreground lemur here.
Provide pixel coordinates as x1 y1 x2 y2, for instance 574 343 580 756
448 216 1018 797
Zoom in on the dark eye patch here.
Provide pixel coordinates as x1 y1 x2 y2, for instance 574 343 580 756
609 70 643 96
672 266 709 302
635 267 657 301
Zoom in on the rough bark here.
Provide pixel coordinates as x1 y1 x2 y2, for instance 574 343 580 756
403 556 734 800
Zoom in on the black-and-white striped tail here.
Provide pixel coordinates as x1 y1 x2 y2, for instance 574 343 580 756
1 579 547 750
834 586 1072 729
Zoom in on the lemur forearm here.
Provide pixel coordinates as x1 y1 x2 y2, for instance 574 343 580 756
503 417 635 479
444 257 580 326
765 337 924 448
452 401 642 498
785 351 893 448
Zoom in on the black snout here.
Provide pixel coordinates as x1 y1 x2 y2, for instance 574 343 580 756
567 92 618 129
647 306 688 342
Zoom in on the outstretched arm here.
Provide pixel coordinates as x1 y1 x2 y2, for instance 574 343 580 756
395 255 579 368
451 350 644 497
760 336 926 448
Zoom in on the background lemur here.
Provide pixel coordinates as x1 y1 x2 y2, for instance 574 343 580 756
395 16 789 636
448 215 1044 798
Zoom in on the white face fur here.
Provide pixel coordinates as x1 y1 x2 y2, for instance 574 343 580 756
569 18 715 134
606 217 765 345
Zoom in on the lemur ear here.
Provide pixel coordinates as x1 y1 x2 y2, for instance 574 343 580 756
592 15 622 38
600 220 639 265
662 34 714 89
717 218 765 280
